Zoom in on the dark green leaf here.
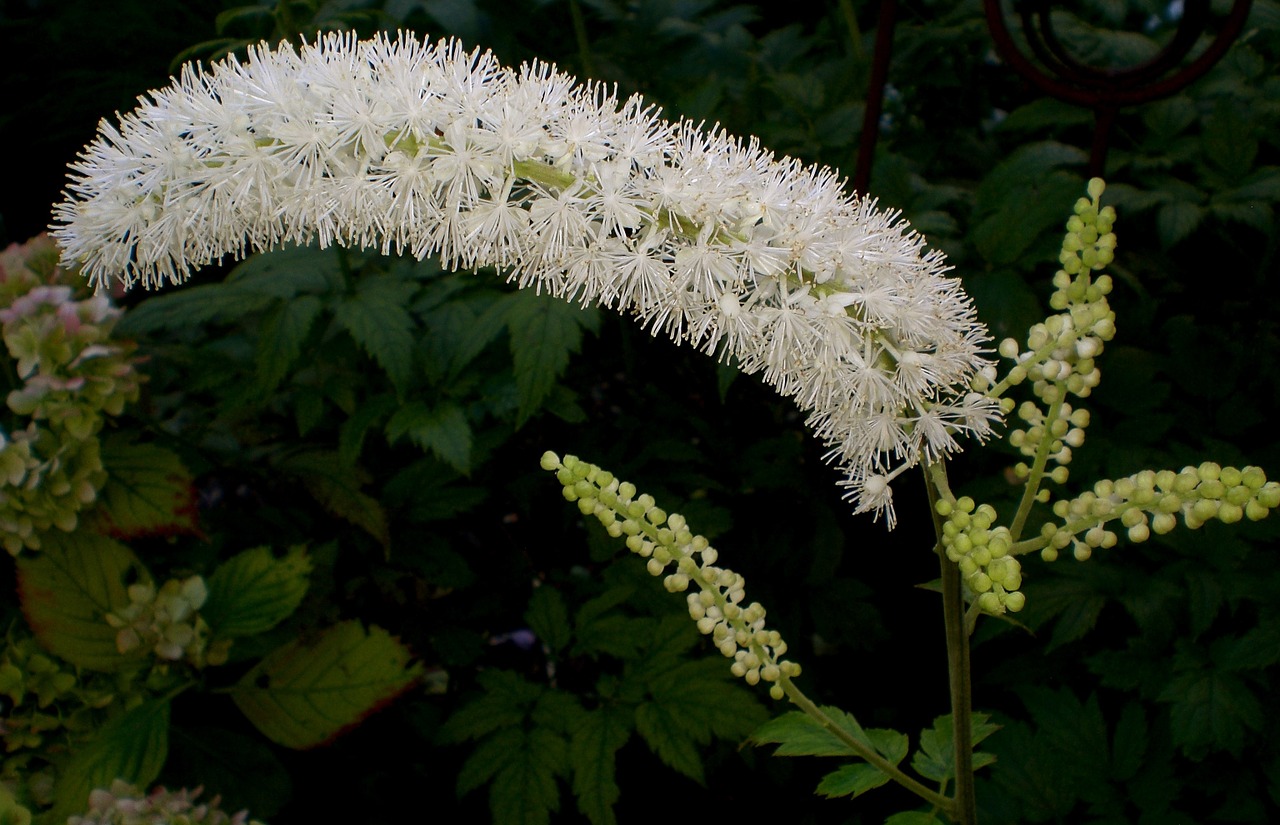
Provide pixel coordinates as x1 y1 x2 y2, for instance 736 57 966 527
1156 200 1205 248
1159 669 1263 756
750 709 865 758
334 276 419 391
525 587 572 655
385 401 472 474
815 763 892 800
635 700 706 783
255 294 323 393
488 727 567 825
884 813 943 825
165 726 292 819
911 713 1000 784
116 284 274 335
440 670 545 743
203 546 312 638
48 698 170 823
278 450 389 548
504 291 599 426
570 706 633 825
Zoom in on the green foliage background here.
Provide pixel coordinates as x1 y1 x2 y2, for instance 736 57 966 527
2 0 1279 821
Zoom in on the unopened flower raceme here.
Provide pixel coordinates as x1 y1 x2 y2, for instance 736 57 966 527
52 33 1001 523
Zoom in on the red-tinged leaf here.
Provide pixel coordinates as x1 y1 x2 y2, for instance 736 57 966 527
16 530 151 672
231 620 421 749
88 437 199 540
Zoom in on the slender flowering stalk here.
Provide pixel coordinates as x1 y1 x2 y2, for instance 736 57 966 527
51 32 1001 523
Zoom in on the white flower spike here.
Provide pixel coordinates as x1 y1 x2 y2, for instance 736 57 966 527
51 32 1001 525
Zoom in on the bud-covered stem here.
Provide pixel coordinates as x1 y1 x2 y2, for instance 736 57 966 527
1008 388 1064 541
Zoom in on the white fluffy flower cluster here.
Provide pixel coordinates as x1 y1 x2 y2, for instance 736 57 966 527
51 32 999 523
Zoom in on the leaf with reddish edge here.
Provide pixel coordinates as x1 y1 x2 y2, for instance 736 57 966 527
231 620 421 749
88 436 200 540
17 530 152 671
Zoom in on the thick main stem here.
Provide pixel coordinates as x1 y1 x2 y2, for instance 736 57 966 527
926 460 978 825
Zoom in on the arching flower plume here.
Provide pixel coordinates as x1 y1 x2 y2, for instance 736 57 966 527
50 32 1001 525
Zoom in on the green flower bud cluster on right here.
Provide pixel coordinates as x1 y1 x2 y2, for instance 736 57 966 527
1035 463 1280 561
67 779 265 825
992 178 1117 495
105 575 228 668
0 629 128 809
0 236 142 555
541 451 801 700
941 179 1279 621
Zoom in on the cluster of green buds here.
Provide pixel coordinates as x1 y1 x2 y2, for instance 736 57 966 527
68 780 264 825
1037 463 1280 561
0 235 142 555
105 576 227 667
935 497 1025 615
541 452 801 700
0 630 120 806
987 178 1117 494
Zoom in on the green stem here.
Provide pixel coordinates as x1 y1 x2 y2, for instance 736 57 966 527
1007 386 1065 541
837 0 866 63
926 459 978 825
779 677 955 815
567 0 596 76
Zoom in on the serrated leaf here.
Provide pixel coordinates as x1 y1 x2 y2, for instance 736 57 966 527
573 614 654 660
1156 200 1204 248
116 283 275 335
334 276 419 391
816 763 892 800
571 706 633 825
1111 702 1147 782
165 726 292 819
202 546 312 638
88 438 198 540
255 294 323 393
750 707 870 757
1159 669 1263 756
635 700 707 783
489 727 567 825
231 620 421 749
16 531 150 671
504 291 598 426
338 393 398 466
525 587 572 655
226 245 344 299
440 669 545 743
884 813 943 825
278 450 389 548
48 698 170 824
911 713 1000 784
385 401 472 474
